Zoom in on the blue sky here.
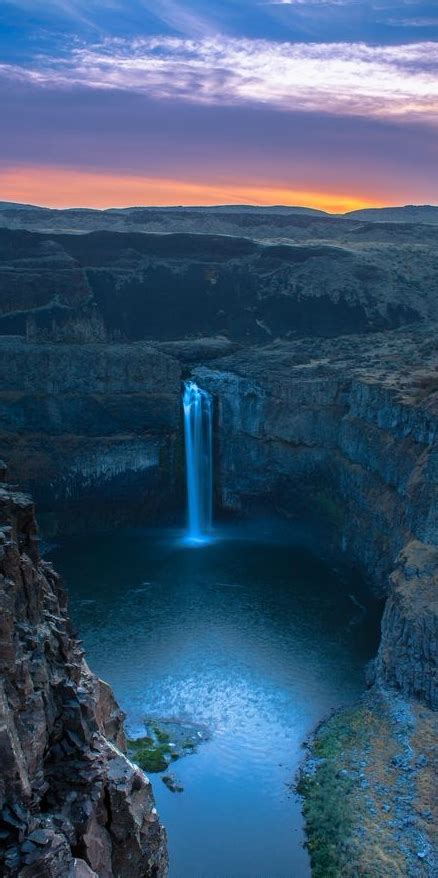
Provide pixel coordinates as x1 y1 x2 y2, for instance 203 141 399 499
0 0 437 209
2 1 438 48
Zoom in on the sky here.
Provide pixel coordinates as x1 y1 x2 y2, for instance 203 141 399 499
0 1 437 211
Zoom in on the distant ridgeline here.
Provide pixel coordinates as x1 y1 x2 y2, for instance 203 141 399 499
0 207 438 341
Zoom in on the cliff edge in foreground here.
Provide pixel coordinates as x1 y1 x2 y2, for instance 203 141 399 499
0 465 167 878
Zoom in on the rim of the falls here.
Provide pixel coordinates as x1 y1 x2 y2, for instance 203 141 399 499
183 380 213 546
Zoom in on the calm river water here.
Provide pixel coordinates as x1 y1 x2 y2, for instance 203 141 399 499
48 521 381 878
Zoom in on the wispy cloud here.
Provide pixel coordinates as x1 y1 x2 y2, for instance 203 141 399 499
2 0 216 37
1 35 437 123
264 1 351 5
136 1 216 37
1 0 108 28
387 17 438 27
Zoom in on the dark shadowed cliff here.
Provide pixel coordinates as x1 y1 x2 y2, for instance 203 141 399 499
0 468 167 877
0 225 437 342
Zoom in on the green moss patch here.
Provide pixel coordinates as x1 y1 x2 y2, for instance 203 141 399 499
128 717 210 778
127 738 172 773
151 724 171 744
297 707 369 878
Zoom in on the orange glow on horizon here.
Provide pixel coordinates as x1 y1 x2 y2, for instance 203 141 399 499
0 165 387 214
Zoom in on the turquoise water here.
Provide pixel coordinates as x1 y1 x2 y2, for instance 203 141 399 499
48 521 382 878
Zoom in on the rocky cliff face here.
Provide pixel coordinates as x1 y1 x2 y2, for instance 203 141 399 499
0 339 182 533
193 325 438 707
376 541 438 709
0 468 167 877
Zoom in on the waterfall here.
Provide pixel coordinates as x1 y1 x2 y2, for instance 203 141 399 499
183 380 213 542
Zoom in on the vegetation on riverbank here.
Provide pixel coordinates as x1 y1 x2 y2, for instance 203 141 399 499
297 690 437 878
297 706 366 877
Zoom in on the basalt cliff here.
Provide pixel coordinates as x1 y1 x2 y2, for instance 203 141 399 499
0 469 167 877
191 327 437 874
0 339 181 534
192 326 437 709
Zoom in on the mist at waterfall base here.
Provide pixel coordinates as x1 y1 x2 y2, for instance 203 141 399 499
182 380 213 546
49 520 382 878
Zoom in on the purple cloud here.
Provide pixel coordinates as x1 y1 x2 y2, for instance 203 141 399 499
1 35 437 123
0 75 437 203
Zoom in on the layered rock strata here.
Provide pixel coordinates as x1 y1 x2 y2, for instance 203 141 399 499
0 470 167 877
376 541 438 709
0 339 182 533
193 325 438 707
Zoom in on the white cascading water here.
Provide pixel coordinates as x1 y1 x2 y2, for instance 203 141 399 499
183 380 213 542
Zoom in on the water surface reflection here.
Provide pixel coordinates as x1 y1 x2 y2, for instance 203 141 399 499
49 521 382 878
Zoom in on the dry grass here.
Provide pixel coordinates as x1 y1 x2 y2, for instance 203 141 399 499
412 704 438 850
299 692 437 878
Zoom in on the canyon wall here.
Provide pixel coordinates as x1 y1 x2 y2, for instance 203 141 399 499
0 324 435 709
0 469 167 877
193 326 438 707
0 324 435 708
0 338 182 533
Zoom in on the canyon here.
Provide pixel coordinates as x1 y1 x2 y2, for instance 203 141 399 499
1 216 438 344
0 205 437 876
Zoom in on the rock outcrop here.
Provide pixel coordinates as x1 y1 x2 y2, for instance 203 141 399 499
0 470 167 877
377 541 438 709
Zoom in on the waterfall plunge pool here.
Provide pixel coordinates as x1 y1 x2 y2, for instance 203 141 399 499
48 520 382 878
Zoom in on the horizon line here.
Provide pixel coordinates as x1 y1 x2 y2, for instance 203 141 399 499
1 199 437 216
